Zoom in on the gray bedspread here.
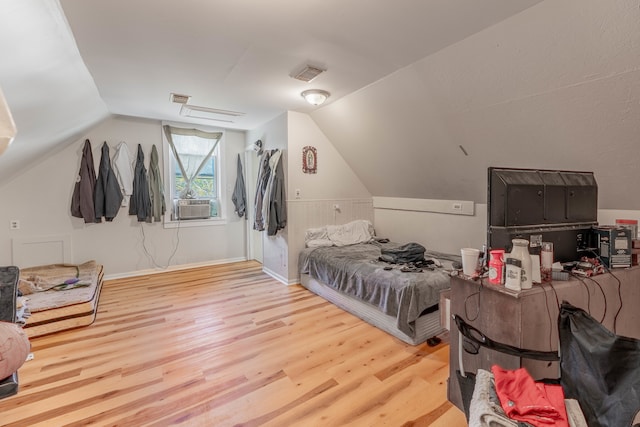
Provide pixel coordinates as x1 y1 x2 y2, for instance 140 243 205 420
299 242 459 337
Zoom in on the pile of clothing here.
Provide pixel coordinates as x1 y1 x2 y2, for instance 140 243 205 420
469 367 586 427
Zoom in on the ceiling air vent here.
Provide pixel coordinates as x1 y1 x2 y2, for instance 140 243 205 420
179 104 245 123
171 93 191 104
292 65 325 82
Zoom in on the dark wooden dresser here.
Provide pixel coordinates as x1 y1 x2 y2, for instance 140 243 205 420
447 266 640 410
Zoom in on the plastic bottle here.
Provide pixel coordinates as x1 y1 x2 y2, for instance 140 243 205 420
504 258 522 291
540 242 553 282
510 239 533 289
488 249 505 285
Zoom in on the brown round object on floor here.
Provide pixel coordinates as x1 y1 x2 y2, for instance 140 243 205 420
0 321 30 379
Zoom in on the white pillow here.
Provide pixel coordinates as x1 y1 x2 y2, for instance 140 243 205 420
306 239 335 248
305 226 328 243
326 220 374 246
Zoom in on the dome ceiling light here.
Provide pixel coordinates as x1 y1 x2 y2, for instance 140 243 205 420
301 89 330 106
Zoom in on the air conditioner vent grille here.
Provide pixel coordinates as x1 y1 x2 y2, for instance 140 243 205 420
292 66 325 82
171 93 191 104
175 199 211 220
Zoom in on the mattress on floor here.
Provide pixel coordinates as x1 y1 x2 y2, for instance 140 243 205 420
300 273 443 345
19 261 104 338
299 242 458 342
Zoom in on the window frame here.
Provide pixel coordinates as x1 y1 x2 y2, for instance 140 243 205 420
162 121 227 228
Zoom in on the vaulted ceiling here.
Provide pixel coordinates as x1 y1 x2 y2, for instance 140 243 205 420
312 0 640 209
1 0 639 209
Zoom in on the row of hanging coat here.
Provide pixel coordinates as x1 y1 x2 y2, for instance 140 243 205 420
253 149 286 236
71 139 165 223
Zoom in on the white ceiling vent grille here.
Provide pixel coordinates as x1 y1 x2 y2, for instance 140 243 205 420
171 93 191 104
179 104 245 123
292 65 325 82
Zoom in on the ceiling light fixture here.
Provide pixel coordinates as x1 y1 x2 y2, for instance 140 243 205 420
301 89 330 106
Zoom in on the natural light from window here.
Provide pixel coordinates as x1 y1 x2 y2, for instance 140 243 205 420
162 124 225 225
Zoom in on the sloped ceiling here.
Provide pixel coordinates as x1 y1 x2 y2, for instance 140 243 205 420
2 0 638 211
0 0 541 186
311 0 640 209
0 0 109 186
59 0 542 129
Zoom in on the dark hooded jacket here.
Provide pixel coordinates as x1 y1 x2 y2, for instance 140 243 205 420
94 142 123 222
232 154 247 218
128 144 152 222
71 139 97 223
253 150 272 231
148 144 165 222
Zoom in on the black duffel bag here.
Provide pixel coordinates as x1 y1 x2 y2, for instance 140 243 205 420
559 302 640 427
379 242 426 264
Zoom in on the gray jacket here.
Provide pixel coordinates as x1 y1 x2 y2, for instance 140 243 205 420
253 151 272 231
148 144 165 222
128 144 152 222
94 142 123 222
267 153 286 236
71 139 97 223
232 154 247 218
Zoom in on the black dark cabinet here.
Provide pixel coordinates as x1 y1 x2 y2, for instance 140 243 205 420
487 167 598 262
0 266 21 398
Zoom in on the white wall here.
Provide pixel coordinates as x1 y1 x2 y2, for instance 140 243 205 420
0 115 247 277
245 111 373 284
287 111 372 281
374 202 486 256
374 199 640 256
246 113 290 282
287 112 371 201
311 0 640 210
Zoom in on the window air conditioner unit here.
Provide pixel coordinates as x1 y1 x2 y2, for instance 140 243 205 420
175 199 211 220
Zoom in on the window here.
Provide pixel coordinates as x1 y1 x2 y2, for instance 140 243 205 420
162 124 225 222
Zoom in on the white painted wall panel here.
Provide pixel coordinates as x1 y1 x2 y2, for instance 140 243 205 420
375 203 486 256
0 116 247 276
375 199 640 257
286 112 372 282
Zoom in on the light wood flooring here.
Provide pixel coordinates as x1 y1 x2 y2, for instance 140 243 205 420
0 261 466 426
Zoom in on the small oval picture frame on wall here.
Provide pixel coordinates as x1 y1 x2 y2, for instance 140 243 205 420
302 146 317 174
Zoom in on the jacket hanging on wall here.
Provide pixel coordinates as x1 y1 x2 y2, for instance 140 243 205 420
94 142 123 222
71 139 97 223
128 144 152 222
253 150 272 231
232 154 247 218
113 141 134 207
262 150 280 232
148 144 165 222
266 150 286 236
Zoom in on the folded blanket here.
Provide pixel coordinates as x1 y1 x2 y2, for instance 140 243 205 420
19 261 97 294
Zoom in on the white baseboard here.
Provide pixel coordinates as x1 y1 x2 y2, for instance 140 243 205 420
103 257 248 280
262 266 290 285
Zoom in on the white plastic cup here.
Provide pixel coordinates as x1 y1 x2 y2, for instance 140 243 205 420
461 248 481 276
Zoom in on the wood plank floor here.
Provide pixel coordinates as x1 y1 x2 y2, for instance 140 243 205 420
0 261 467 426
